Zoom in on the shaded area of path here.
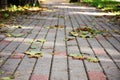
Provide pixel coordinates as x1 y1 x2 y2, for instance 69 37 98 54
0 3 120 80
40 0 68 4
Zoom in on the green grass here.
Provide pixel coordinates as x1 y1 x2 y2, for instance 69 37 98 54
82 0 120 12
0 4 45 25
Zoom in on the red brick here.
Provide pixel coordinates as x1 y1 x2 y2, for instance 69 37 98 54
1 40 11 44
10 53 25 59
54 51 67 56
93 48 106 55
88 71 106 80
49 30 56 33
31 74 48 80
96 36 105 41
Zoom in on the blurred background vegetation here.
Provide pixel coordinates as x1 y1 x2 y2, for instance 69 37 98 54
0 0 120 12
0 0 120 26
81 0 120 11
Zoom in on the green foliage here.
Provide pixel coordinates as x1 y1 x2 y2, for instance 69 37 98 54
82 0 120 11
4 13 9 18
10 5 18 11
0 4 43 21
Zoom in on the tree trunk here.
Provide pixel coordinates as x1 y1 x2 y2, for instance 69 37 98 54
7 0 20 6
21 0 39 6
0 0 7 8
7 0 39 6
70 0 80 3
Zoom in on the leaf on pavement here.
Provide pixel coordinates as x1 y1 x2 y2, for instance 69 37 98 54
69 27 102 38
11 33 24 37
69 31 79 37
5 33 24 37
58 15 64 18
68 53 85 60
27 31 32 34
44 25 64 29
30 46 36 49
5 33 12 37
112 30 120 35
44 26 55 29
52 15 57 17
12 25 23 29
1 76 15 80
0 70 5 75
94 16 101 18
68 53 99 63
24 50 43 58
1 77 11 80
36 38 46 43
100 29 109 33
64 37 75 41
86 57 99 63
103 33 112 37
55 25 64 28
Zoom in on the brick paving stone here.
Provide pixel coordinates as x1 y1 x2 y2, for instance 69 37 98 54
1 40 11 44
31 74 48 80
93 48 106 55
88 71 106 80
49 29 56 33
0 3 120 80
96 36 105 41
10 53 25 59
54 51 67 56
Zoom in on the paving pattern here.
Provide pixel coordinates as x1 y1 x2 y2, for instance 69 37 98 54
0 3 120 80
